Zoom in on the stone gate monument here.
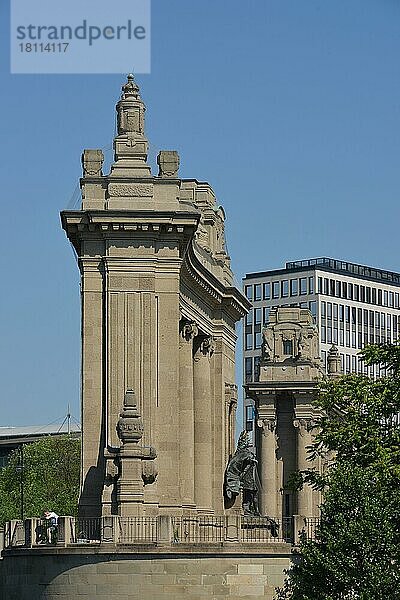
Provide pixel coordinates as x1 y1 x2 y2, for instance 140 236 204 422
61 74 249 518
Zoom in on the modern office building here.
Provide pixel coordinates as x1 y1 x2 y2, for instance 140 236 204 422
243 257 400 433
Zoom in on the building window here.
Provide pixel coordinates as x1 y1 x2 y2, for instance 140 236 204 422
330 279 335 296
283 340 293 355
389 292 394 308
272 281 280 299
282 280 289 297
254 284 261 301
360 286 365 302
245 358 252 383
263 282 271 300
395 293 399 309
348 283 353 300
245 334 252 351
254 356 261 382
245 285 253 301
245 310 252 326
309 301 317 318
263 307 270 325
290 279 298 296
336 281 341 297
254 308 262 325
318 277 323 293
255 332 262 348
324 278 329 295
309 277 314 294
245 405 254 432
371 288 376 305
384 290 388 307
300 278 307 295
342 282 347 299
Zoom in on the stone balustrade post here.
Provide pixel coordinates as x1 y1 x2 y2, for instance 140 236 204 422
293 514 306 545
157 515 173 544
225 515 241 543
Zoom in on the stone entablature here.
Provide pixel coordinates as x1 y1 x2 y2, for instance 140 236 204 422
61 76 250 519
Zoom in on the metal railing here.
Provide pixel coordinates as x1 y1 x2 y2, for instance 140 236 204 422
172 516 225 543
3 514 320 548
241 517 293 543
118 517 158 544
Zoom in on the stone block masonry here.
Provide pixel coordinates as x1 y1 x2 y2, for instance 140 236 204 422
0 547 293 600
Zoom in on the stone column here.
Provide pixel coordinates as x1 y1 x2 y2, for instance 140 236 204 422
178 319 197 509
258 418 278 518
294 418 314 517
193 335 214 513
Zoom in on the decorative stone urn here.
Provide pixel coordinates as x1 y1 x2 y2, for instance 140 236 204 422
116 390 144 444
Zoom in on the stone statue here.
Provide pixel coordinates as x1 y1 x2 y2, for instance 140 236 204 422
224 431 260 516
261 326 274 361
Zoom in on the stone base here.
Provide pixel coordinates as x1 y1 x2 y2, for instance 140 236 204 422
0 545 294 600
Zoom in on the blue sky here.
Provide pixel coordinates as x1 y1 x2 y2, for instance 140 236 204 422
0 0 399 426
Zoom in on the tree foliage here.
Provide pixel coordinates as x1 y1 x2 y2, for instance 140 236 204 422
0 435 80 525
277 343 400 600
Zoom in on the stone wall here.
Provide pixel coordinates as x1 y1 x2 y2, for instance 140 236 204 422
0 546 293 600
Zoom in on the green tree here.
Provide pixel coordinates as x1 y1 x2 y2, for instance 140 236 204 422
277 343 400 600
0 435 80 525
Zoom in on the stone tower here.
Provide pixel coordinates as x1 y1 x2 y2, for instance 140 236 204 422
61 75 249 518
245 307 326 520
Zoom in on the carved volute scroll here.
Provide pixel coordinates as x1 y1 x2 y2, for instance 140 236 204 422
194 334 215 359
180 319 198 343
293 418 316 436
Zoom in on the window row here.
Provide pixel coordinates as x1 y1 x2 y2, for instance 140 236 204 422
245 302 317 327
244 356 261 383
320 302 398 348
318 277 399 308
245 277 314 302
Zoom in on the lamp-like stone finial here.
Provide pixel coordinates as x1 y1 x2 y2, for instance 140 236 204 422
116 389 144 444
121 73 141 100
327 344 342 377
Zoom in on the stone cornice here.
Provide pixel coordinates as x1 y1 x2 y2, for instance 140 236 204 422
61 209 200 254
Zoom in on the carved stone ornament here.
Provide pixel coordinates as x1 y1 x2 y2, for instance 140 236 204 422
181 319 198 342
293 418 316 434
258 418 276 433
200 335 214 356
108 183 153 197
82 149 104 177
142 457 158 485
157 150 180 177
116 390 144 444
261 327 274 361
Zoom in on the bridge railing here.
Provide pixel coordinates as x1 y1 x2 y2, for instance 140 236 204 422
2 515 320 548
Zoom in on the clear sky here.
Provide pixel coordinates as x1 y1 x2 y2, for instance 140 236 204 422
0 0 399 426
